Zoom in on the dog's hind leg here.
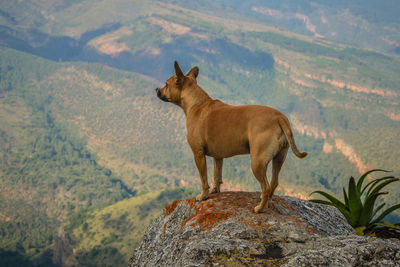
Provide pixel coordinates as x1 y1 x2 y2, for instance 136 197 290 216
193 150 210 201
269 147 288 201
250 134 278 213
251 156 270 213
210 158 223 194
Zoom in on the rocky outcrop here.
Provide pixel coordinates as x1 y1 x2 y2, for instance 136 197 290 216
130 191 400 266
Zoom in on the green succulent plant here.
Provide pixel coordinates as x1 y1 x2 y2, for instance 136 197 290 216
310 169 400 235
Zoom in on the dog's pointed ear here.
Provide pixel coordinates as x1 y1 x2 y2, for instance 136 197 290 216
187 66 199 79
174 61 185 84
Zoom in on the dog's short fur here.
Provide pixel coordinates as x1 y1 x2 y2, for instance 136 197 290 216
156 61 307 213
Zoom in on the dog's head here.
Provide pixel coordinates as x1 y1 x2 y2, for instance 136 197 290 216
156 61 199 106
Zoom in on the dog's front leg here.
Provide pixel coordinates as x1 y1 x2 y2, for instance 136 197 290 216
193 150 209 201
210 158 223 193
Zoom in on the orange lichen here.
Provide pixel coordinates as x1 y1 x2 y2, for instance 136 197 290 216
179 194 239 230
163 192 317 235
165 199 181 216
305 224 317 234
163 221 168 236
163 199 182 236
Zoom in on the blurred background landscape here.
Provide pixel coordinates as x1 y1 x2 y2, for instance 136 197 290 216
0 0 399 266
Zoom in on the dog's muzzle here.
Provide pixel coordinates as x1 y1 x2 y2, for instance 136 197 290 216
156 88 169 102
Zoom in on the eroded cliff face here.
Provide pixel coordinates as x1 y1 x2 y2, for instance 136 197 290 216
130 192 400 266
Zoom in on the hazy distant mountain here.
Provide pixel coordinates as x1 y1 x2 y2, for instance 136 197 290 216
0 1 399 266
160 0 400 54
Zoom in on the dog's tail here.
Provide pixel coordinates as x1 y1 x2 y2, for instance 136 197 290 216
278 117 308 158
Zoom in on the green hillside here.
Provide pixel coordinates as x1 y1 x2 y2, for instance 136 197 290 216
0 48 137 265
57 188 197 266
0 1 399 266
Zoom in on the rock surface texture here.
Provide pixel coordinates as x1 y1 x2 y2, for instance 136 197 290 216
130 192 400 266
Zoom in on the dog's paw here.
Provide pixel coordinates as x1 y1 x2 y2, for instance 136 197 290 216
196 193 208 201
254 205 263 213
210 186 220 194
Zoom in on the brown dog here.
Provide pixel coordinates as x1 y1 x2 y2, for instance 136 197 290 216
156 61 307 213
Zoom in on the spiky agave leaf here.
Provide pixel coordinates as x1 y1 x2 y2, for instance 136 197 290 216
310 190 347 209
343 187 349 207
311 169 399 234
363 176 396 196
359 178 397 224
371 203 400 225
347 177 363 225
367 178 399 198
371 202 386 222
356 169 391 193
358 192 388 226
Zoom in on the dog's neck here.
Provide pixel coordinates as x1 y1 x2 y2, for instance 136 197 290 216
181 84 212 116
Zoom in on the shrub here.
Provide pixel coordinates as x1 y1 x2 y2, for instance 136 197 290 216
310 169 400 235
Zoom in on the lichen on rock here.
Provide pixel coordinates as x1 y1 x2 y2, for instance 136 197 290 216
130 192 400 267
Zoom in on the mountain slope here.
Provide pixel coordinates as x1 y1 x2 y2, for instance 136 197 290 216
0 48 136 265
55 188 197 266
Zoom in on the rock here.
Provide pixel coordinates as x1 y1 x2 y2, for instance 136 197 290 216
130 191 400 267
